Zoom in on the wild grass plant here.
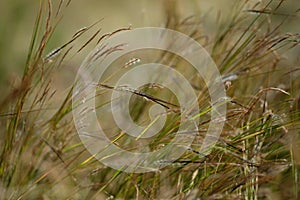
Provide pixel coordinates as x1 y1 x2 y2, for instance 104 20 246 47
0 0 299 199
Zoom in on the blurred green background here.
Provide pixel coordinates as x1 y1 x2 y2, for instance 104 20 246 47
0 0 300 106
0 0 298 87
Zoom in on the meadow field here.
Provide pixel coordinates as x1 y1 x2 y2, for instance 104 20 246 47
0 0 299 199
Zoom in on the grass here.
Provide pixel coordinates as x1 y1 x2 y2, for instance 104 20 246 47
0 0 300 199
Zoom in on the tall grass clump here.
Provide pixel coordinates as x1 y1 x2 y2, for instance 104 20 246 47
0 0 299 199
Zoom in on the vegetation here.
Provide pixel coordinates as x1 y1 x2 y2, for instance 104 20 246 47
0 0 299 199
